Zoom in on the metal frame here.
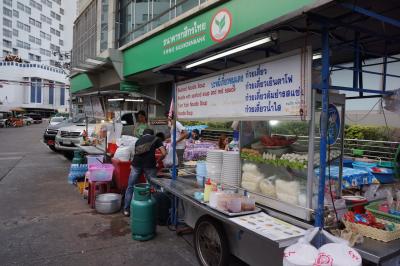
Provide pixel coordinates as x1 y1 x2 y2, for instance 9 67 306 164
312 6 400 230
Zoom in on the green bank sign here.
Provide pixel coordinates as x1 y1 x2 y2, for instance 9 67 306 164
123 0 317 77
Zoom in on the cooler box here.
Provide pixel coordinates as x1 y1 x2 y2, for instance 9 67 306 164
112 158 131 190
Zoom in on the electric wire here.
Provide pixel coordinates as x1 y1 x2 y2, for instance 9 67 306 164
344 99 381 123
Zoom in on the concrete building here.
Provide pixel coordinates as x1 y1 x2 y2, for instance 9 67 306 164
0 0 76 115
71 0 211 118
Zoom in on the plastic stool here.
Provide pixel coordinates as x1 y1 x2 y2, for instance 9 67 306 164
87 180 111 208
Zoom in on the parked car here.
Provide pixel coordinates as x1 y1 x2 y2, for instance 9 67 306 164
27 113 42 124
43 115 84 151
0 111 12 128
17 115 34 126
55 117 102 152
49 116 66 126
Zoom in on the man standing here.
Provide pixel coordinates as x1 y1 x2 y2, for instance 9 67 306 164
166 113 188 166
123 128 166 216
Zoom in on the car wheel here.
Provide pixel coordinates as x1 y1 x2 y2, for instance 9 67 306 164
194 216 229 266
48 145 57 152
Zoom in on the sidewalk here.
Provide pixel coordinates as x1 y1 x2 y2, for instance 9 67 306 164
0 124 198 266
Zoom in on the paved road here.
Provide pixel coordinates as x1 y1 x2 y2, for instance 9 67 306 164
0 123 198 266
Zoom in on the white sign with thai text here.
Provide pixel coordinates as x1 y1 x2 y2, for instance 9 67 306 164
176 48 311 120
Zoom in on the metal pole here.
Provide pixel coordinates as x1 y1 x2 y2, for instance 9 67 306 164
315 25 330 230
172 81 177 180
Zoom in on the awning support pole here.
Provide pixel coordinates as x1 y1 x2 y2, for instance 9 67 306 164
315 25 330 233
171 78 178 227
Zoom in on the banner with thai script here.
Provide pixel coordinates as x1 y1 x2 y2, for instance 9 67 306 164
176 48 311 120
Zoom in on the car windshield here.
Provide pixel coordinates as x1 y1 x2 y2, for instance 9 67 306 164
51 117 65 122
72 116 86 123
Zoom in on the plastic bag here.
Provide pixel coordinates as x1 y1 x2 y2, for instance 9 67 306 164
113 146 132 161
163 145 178 167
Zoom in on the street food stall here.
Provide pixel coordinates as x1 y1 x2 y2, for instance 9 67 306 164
147 1 400 265
73 90 164 157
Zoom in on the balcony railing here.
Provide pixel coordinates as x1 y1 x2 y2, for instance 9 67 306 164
0 61 65 74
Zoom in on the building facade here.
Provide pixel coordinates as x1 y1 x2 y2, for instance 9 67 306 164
71 0 214 118
0 0 76 115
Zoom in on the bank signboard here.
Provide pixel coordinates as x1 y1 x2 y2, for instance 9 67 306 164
123 0 318 77
176 48 312 121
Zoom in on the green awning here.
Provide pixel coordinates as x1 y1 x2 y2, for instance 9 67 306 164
70 73 93 93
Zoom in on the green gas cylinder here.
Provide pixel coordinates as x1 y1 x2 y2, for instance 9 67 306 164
130 183 156 241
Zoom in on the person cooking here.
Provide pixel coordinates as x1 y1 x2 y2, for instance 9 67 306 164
133 110 149 137
166 113 188 167
190 129 201 143
123 128 166 216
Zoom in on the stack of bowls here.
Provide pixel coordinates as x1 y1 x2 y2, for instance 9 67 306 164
206 150 224 183
196 161 207 187
221 151 241 188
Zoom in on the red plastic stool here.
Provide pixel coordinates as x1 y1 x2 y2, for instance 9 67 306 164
87 180 111 209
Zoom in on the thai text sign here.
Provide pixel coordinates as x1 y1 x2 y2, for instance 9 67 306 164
176 49 311 120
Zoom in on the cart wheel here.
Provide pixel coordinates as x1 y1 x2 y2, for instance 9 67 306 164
194 216 229 266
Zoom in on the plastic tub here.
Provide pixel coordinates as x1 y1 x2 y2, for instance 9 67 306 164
352 161 377 171
370 167 395 183
87 155 104 168
89 164 114 181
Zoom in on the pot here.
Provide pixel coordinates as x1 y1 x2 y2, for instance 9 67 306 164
95 193 122 214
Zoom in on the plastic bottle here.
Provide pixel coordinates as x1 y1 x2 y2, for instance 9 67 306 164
204 178 212 202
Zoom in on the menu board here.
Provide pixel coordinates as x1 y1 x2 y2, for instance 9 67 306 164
230 212 306 241
176 48 311 121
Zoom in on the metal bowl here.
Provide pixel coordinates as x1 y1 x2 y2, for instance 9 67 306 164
95 193 122 214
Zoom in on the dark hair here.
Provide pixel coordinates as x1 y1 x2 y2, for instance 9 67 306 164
218 134 227 149
143 128 154 135
137 110 147 121
156 132 165 141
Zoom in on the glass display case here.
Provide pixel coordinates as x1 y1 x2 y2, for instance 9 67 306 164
238 92 346 221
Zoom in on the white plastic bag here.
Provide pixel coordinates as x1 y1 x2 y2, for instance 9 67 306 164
113 146 132 161
163 145 178 167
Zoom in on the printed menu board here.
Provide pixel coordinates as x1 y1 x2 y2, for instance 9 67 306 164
230 212 306 241
176 48 312 121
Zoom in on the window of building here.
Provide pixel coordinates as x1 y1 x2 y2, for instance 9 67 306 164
29 35 41 45
40 31 51 41
17 40 30 49
3 0 12 7
59 24 63 31
41 0 52 8
17 2 24 10
59 39 63 46
3 50 11 57
41 48 51 57
48 82 54 104
55 30 60 36
3 18 12 28
49 59 55 66
12 29 18 36
13 9 19 17
41 14 52 24
29 53 34 60
17 21 30 32
53 0 61 5
50 11 55 18
50 43 60 52
3 39 12 48
60 86 65 106
30 78 42 103
60 8 64 15
12 48 18 54
3 28 12 38
55 14 61 21
29 0 42 11
3 7 12 17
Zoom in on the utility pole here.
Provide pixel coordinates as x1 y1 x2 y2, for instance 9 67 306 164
52 50 73 117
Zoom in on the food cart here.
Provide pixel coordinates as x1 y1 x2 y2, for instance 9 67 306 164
148 2 400 265
74 90 164 157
